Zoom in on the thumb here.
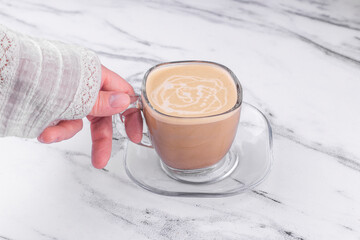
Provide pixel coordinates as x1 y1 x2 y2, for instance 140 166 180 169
89 91 130 117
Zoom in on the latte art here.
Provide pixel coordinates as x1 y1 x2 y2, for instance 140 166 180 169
150 75 228 116
146 63 238 118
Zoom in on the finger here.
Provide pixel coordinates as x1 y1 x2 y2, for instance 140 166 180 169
38 119 83 143
101 65 135 95
89 91 130 117
123 109 143 143
90 116 113 169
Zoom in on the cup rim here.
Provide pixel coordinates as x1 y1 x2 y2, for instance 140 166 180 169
141 60 243 119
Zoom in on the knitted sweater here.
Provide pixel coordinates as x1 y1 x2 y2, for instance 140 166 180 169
0 25 101 138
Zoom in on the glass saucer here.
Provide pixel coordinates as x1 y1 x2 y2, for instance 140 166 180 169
123 102 273 197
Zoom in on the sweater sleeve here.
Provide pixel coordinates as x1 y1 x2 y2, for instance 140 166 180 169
0 25 101 138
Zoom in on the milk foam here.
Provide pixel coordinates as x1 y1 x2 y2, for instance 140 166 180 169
150 75 228 116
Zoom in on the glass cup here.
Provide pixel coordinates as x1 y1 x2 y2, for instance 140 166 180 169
119 60 243 184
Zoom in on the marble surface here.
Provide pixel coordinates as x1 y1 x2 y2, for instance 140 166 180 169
1 0 360 239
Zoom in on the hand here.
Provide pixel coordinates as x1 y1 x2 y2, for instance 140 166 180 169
38 65 143 169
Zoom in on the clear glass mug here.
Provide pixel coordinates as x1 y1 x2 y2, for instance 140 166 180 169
116 60 243 183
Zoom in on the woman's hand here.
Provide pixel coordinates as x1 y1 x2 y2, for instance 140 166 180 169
37 65 143 169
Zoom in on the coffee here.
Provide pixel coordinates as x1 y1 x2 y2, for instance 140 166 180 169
142 62 241 170
146 64 238 117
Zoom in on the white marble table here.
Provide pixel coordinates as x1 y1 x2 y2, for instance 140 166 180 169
1 0 360 239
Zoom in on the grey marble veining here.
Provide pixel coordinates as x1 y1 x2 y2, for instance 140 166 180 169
0 0 360 239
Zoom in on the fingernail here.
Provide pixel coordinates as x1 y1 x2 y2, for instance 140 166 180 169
109 93 129 108
38 135 44 143
38 136 58 144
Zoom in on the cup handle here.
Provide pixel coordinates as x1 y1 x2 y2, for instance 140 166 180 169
116 94 153 148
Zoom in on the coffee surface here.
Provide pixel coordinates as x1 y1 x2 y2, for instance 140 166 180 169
146 63 237 117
